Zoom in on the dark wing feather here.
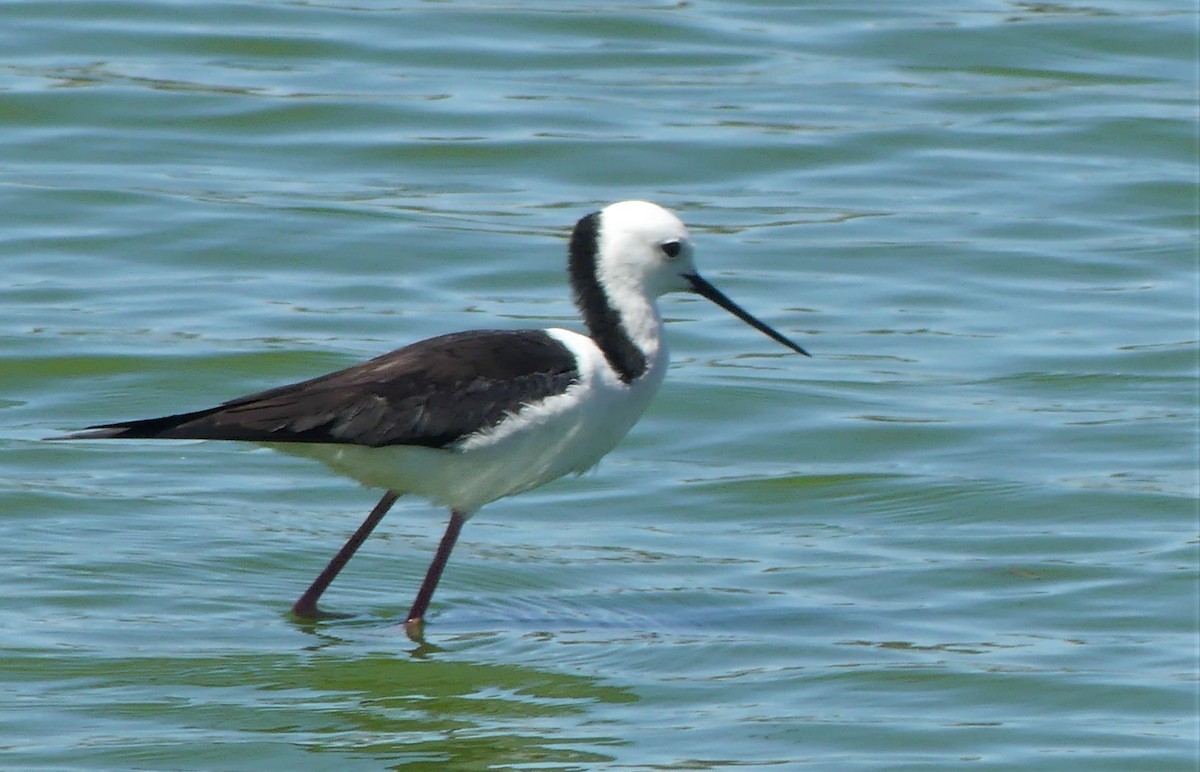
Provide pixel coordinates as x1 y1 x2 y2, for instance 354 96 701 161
54 330 580 449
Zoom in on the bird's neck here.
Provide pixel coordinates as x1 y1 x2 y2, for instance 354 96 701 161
580 285 663 384
568 213 664 384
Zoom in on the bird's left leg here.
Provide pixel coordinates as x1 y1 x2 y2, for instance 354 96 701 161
403 509 467 637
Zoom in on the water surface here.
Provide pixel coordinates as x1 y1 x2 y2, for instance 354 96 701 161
2 1 1197 769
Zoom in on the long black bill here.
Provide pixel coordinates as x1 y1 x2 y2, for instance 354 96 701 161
685 273 810 357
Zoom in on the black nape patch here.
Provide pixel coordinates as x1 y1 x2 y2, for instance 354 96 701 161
567 211 647 383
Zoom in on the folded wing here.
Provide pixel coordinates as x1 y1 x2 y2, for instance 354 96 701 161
54 330 580 449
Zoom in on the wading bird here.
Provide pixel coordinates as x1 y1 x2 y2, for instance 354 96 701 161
53 201 809 635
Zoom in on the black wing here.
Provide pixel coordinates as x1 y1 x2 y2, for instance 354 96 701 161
53 330 580 449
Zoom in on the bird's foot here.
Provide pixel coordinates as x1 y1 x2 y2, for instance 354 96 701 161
290 600 352 621
403 616 426 641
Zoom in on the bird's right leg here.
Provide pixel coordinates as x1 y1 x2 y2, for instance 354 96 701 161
291 490 401 619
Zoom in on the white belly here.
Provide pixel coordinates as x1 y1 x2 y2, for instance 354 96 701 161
268 329 667 516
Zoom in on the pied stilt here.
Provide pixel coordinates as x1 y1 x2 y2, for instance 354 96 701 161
51 201 809 634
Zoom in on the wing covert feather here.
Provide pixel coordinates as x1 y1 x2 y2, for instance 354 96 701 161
61 330 580 449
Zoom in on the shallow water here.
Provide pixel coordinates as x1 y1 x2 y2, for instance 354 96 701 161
2 1 1197 769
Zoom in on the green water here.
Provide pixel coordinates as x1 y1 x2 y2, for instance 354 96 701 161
3 2 1197 770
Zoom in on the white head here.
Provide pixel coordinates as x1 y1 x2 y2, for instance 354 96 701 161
588 200 698 298
567 201 809 381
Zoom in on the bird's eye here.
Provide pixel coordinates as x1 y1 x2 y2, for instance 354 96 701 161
661 240 682 259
